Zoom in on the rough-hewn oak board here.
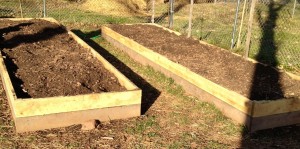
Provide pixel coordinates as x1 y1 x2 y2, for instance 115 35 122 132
0 18 141 133
102 24 300 132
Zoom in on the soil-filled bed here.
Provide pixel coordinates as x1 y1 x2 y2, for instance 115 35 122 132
0 19 125 98
109 24 300 101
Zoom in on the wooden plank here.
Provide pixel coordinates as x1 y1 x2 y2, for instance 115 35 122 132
69 31 138 90
148 23 181 36
285 71 300 81
15 104 140 133
1 18 139 91
102 25 300 117
0 18 40 21
244 0 257 58
103 34 252 126
0 18 142 132
102 23 300 131
0 18 60 25
253 98 300 117
102 26 254 115
250 110 300 132
14 89 141 118
0 53 18 119
103 28 300 132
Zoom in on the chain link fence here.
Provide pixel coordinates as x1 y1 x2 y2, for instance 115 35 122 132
45 0 152 29
0 0 44 18
0 0 152 26
154 0 300 72
0 0 299 72
248 0 300 71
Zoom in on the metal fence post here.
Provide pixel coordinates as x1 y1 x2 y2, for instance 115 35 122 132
169 0 174 28
244 0 257 58
187 0 194 38
43 0 46 17
231 0 241 49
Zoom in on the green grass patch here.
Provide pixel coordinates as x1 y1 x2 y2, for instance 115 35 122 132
125 116 160 137
93 36 243 144
48 8 144 25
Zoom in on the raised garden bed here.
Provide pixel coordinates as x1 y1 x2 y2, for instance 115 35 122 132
102 24 300 132
0 18 141 133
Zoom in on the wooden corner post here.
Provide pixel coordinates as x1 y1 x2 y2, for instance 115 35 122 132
244 0 257 58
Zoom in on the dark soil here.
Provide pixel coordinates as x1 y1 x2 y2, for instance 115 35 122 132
0 19 125 98
109 24 300 101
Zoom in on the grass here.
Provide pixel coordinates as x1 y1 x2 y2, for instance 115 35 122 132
48 8 145 26
92 36 243 147
206 140 229 149
97 39 240 137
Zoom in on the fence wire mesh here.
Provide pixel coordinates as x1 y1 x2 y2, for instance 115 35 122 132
0 0 43 18
152 0 170 26
46 0 152 28
248 0 300 71
166 0 300 72
0 0 299 72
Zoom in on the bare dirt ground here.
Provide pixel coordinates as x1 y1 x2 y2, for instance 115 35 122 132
109 24 300 101
0 19 124 98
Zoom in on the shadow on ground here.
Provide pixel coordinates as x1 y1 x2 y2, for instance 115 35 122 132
72 29 161 115
241 0 300 148
241 125 300 147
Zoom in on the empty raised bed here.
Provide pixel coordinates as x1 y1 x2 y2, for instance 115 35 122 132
0 18 141 133
102 24 300 132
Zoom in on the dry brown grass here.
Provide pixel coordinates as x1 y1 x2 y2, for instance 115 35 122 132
82 0 148 16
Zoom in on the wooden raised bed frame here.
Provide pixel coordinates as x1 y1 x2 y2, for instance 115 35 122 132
102 24 300 132
0 18 141 133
